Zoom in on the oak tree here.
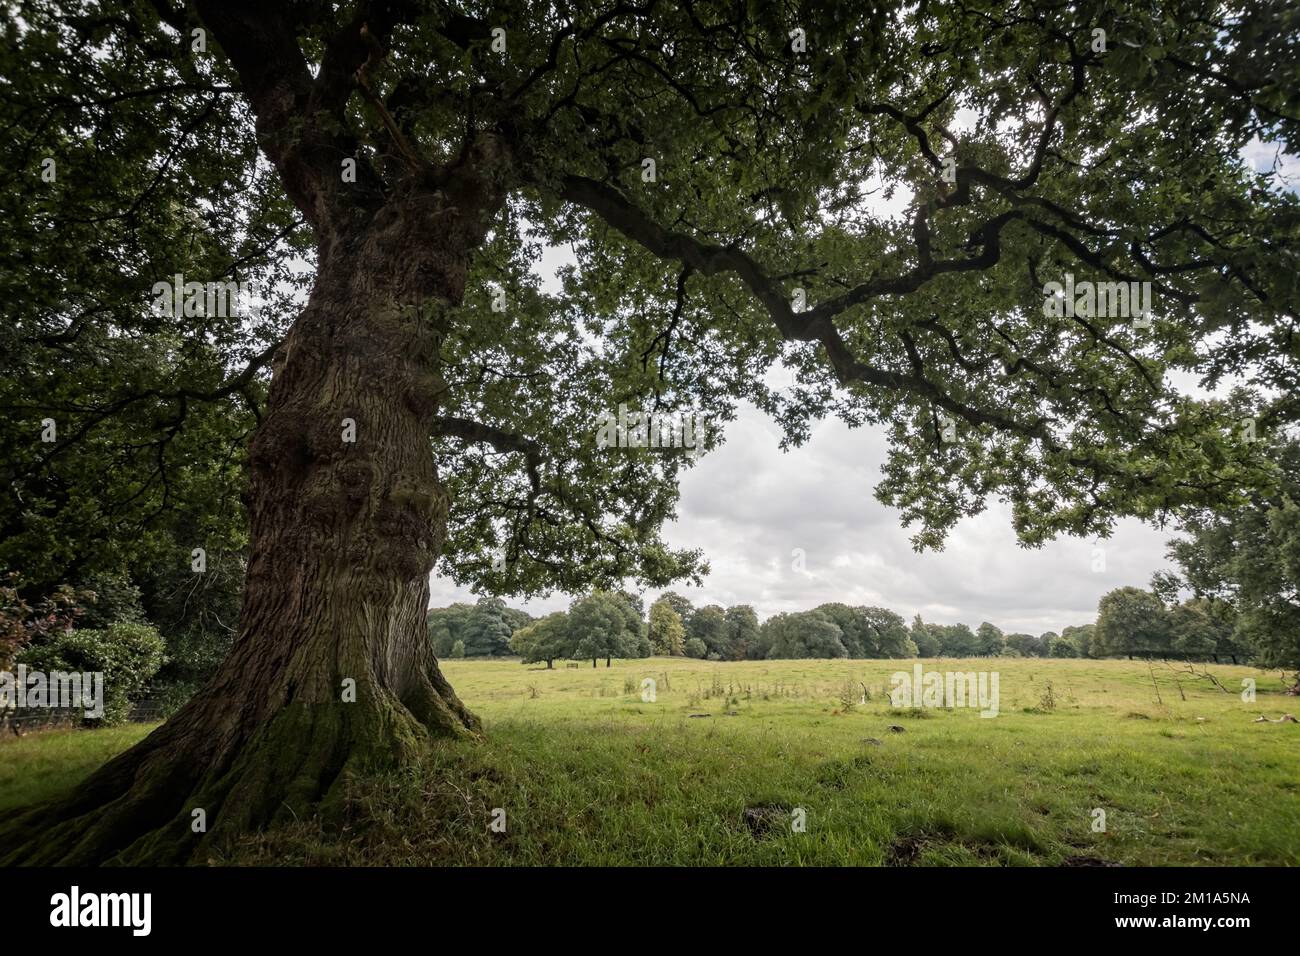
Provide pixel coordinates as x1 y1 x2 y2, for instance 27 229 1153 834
2 0 1297 862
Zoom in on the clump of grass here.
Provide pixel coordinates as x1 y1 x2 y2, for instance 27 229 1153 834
837 681 856 712
1039 681 1058 712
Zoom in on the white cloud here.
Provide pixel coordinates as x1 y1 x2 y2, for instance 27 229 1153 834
431 401 1176 634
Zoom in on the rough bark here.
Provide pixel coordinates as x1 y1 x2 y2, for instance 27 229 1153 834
0 192 492 865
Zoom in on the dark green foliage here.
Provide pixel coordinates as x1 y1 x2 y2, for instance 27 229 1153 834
687 604 730 659
933 623 979 656
910 616 942 658
566 590 642 665
723 605 761 660
758 610 848 659
1094 587 1171 658
1161 434 1300 674
460 598 516 657
428 598 534 658
1004 633 1044 657
17 621 166 724
1061 624 1096 659
509 613 571 667
975 622 1005 657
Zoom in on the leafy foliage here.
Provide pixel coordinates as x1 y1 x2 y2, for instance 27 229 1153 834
16 621 166 724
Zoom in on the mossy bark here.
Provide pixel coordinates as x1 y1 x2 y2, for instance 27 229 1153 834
1 200 487 865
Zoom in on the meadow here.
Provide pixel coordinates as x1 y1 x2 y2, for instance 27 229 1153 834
2 657 1297 866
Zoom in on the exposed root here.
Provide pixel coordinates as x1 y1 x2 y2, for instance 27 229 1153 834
0 673 477 866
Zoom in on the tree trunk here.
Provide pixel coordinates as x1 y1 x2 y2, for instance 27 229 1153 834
606 656 611 667
592 659 597 668
546 659 553 669
1 203 481 865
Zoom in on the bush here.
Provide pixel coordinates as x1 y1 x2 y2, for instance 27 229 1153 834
684 637 707 659
74 572 146 630
451 639 466 659
17 622 166 725
0 573 93 670
150 626 232 716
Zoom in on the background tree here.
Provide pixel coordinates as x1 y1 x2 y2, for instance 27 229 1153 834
683 637 708 660
4 0 1298 863
686 604 730 660
1045 633 1079 658
861 607 913 658
500 604 534 636
648 599 686 657
610 590 651 657
657 592 696 633
1199 599 1249 666
1004 633 1044 658
723 605 761 661
459 597 517 657
428 603 476 658
509 612 572 668
1061 624 1097 659
910 615 941 658
567 591 641 667
813 603 877 657
760 610 848 660
975 622 1005 657
933 623 979 656
1161 431 1300 681
1094 587 1171 659
1165 600 1218 661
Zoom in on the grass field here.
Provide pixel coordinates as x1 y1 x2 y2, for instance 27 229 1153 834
3 656 1297 866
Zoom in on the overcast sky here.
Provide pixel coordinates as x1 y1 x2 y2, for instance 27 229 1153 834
429 138 1293 633
430 391 1174 634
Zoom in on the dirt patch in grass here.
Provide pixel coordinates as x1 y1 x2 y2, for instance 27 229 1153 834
1061 855 1122 867
742 804 791 839
884 828 1041 867
885 834 930 866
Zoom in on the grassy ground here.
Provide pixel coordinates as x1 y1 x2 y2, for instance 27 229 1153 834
0 722 159 815
2 657 1297 865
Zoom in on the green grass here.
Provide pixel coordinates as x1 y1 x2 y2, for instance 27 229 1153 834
3 657 1297 865
0 721 160 814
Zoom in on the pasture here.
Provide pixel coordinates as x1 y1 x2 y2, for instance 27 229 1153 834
3 657 1296 866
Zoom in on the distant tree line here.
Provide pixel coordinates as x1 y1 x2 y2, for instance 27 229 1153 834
430 580 1291 676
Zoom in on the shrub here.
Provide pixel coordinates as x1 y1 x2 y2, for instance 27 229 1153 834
17 621 166 724
684 637 707 659
74 572 146 629
451 639 466 659
0 573 93 670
